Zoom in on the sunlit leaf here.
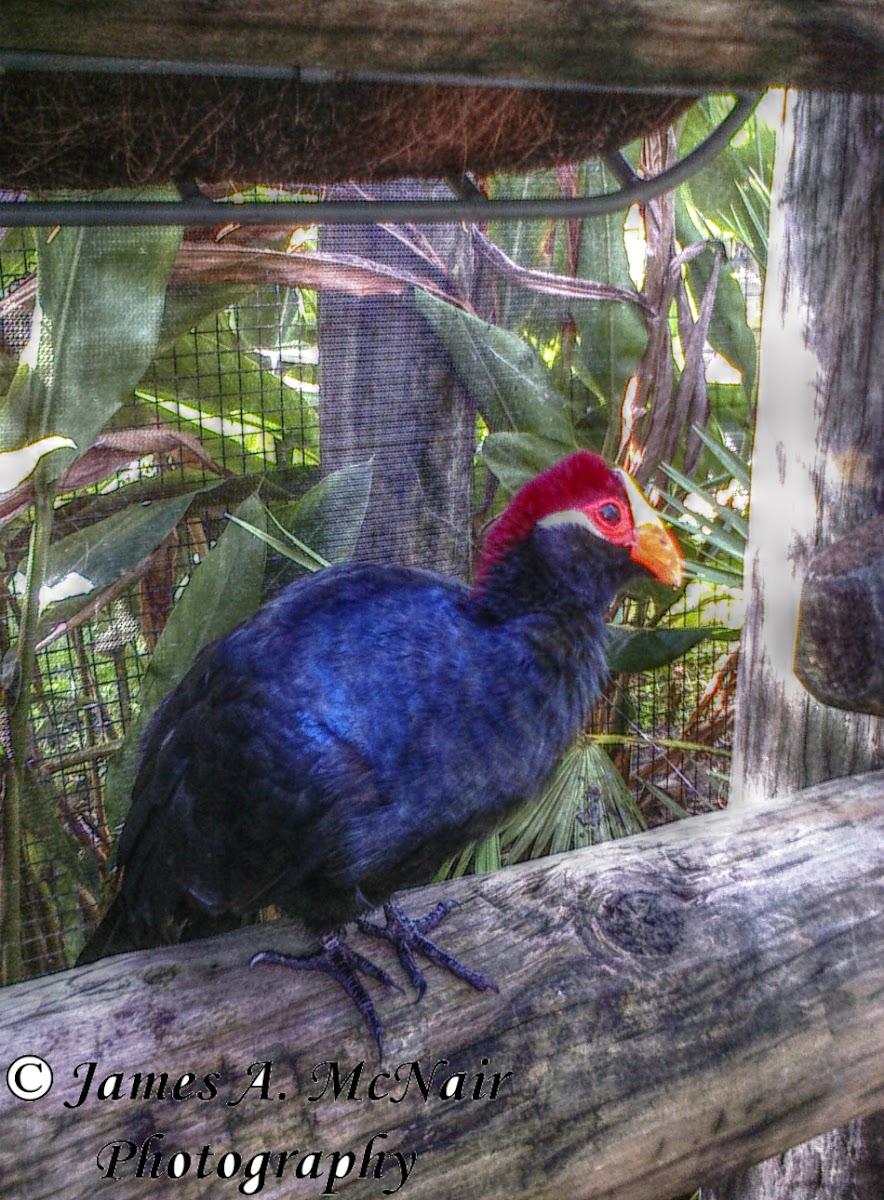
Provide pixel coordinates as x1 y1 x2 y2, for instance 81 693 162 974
146 325 285 419
0 435 75 492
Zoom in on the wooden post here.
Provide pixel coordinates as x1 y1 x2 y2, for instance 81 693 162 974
318 181 479 577
702 90 884 1198
729 89 884 800
1 771 883 1200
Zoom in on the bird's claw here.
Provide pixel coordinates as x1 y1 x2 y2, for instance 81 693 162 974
251 898 495 1057
249 932 401 1058
358 895 497 1002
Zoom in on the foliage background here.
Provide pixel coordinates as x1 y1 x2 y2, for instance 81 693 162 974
0 96 772 981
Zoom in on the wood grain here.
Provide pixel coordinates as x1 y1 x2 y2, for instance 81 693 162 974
701 87 884 1200
3 0 883 91
730 92 884 807
1 770 883 1199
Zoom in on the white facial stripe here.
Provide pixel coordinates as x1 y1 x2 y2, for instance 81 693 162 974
614 468 664 528
537 508 601 536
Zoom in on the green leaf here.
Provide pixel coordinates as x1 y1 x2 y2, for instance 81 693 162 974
703 382 753 444
675 195 757 399
487 170 571 338
682 560 744 588
502 736 644 861
641 778 692 820
226 511 328 573
22 770 98 892
574 739 646 845
35 492 198 627
158 285 257 347
273 461 373 565
688 423 751 489
103 492 267 831
606 624 727 673
573 161 648 408
481 431 568 493
0 195 182 480
660 473 747 551
441 730 647 879
679 97 774 266
232 284 313 360
415 289 574 444
669 582 744 631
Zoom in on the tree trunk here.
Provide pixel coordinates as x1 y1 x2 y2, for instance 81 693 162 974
701 89 884 1200
318 180 479 577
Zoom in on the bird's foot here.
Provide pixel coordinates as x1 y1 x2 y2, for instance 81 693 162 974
357 895 498 1001
249 933 401 1057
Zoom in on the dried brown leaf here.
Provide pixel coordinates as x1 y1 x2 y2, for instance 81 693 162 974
137 528 180 652
0 424 226 526
170 241 414 298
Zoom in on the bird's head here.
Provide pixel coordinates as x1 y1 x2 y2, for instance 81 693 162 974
474 452 683 594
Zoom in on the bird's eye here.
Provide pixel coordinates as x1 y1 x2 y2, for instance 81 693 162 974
599 503 621 523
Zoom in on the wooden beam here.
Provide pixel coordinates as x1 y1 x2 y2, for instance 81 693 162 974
3 0 883 92
1 770 883 1199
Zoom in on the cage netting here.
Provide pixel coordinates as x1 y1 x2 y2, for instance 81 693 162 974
0 135 762 977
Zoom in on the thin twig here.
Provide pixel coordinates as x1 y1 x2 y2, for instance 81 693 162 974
38 738 124 774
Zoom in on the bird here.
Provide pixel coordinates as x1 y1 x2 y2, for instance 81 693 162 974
77 451 682 1052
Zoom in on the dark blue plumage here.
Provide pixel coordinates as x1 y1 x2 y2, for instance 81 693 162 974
78 452 681 1045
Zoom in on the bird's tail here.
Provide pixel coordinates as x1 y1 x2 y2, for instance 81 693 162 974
75 894 136 966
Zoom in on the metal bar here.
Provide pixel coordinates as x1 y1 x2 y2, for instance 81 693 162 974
0 94 761 227
0 49 711 96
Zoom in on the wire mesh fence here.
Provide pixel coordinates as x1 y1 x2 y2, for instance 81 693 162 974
0 151 761 979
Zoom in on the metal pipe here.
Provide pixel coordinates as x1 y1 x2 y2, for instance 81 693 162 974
0 94 761 227
0 49 711 96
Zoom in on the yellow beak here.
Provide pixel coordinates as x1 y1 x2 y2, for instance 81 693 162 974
615 470 684 589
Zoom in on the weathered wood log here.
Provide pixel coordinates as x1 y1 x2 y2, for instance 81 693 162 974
1 770 883 1200
795 514 884 717
4 0 883 91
